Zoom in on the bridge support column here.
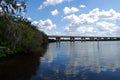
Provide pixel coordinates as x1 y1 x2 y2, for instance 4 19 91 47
90 37 94 41
70 37 75 41
56 37 61 42
116 38 120 40
110 37 113 40
97 37 101 41
81 37 83 41
81 37 86 41
104 37 107 41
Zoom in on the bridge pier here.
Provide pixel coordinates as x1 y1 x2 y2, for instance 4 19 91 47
110 37 113 40
116 38 120 40
56 37 61 42
90 37 94 40
70 37 75 41
81 37 85 41
97 37 101 41
103 37 107 40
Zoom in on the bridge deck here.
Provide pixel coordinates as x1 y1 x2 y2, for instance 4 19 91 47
48 35 120 41
49 35 120 38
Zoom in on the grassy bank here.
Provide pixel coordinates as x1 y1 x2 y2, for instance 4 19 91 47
0 15 48 57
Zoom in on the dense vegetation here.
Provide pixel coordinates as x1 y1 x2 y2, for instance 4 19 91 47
0 0 48 58
0 15 48 57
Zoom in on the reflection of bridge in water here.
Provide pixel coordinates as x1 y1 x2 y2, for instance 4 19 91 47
48 35 120 41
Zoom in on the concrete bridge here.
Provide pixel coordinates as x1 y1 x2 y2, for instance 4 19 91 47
48 35 120 41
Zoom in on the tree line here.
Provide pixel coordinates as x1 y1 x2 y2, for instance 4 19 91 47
0 0 48 57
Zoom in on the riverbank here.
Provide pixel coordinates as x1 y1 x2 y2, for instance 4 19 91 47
0 44 48 80
0 15 48 58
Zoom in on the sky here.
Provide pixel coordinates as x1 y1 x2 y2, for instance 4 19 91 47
24 0 120 36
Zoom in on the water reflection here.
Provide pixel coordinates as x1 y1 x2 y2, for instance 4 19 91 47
65 41 120 73
32 41 120 80
0 46 47 80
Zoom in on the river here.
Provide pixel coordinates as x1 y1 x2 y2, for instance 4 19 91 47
1 41 120 80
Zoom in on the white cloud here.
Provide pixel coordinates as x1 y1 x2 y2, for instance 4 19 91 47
96 21 116 27
65 26 70 32
51 9 59 16
96 21 117 34
27 17 32 21
63 8 120 36
39 0 72 10
63 7 79 14
49 31 63 35
31 19 56 34
79 5 86 8
63 14 80 23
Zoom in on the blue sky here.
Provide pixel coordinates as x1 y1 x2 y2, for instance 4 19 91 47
24 0 120 36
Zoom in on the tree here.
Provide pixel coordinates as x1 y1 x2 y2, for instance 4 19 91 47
0 0 27 50
0 0 26 16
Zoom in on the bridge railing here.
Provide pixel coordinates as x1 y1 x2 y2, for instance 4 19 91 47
48 35 120 41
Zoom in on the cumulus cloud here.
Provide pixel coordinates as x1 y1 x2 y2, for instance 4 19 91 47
63 14 80 23
27 17 32 21
79 5 86 8
96 21 116 28
63 8 120 36
39 0 72 10
31 19 56 34
63 7 79 14
51 9 59 16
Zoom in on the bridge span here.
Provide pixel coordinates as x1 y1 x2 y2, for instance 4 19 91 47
48 35 120 41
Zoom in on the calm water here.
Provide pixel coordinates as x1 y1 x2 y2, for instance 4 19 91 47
31 41 120 80
1 41 120 80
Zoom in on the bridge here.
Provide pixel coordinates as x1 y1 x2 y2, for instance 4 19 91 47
48 35 120 41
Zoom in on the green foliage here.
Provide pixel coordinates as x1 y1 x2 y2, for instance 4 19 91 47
0 49 17 57
0 50 6 57
0 0 48 58
0 15 48 57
